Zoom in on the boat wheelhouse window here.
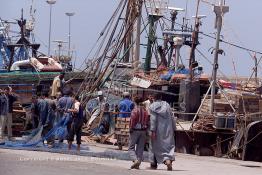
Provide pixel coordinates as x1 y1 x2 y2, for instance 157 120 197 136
19 65 37 72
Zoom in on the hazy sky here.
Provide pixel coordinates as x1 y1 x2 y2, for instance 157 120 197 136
1 0 262 77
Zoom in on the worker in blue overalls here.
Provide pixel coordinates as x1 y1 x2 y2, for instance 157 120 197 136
119 92 134 118
68 95 84 152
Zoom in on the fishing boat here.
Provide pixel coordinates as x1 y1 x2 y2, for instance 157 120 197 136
0 6 85 135
1 0 261 161
75 0 262 162
0 8 85 105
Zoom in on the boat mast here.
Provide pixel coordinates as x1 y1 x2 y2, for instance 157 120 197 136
167 10 177 67
188 0 201 81
144 15 160 73
144 0 166 73
123 0 136 63
210 0 229 113
162 7 184 70
134 0 143 69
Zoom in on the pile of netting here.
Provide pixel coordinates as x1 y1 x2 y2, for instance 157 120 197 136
3 114 71 148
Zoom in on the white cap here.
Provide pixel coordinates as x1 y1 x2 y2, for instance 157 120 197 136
97 91 103 96
123 91 130 97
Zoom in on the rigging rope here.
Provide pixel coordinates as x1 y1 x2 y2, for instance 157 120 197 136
200 0 215 6
201 32 262 55
195 48 228 79
162 16 262 55
80 0 143 104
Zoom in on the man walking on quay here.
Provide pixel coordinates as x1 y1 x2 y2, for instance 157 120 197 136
149 93 176 171
128 96 149 169
0 87 18 140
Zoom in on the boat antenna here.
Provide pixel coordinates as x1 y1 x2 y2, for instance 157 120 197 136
182 0 189 32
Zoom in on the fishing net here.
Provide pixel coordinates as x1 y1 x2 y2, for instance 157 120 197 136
3 114 71 148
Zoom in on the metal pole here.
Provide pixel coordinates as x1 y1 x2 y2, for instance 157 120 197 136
48 4 52 56
47 0 56 56
134 0 142 69
254 55 258 86
68 16 71 58
58 43 61 62
167 10 177 67
65 12 75 59
210 1 229 113
144 15 159 73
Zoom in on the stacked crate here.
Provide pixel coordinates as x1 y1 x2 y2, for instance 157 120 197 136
198 95 235 117
199 91 261 116
12 102 27 136
195 97 236 131
236 97 260 113
195 90 262 131
115 117 130 149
